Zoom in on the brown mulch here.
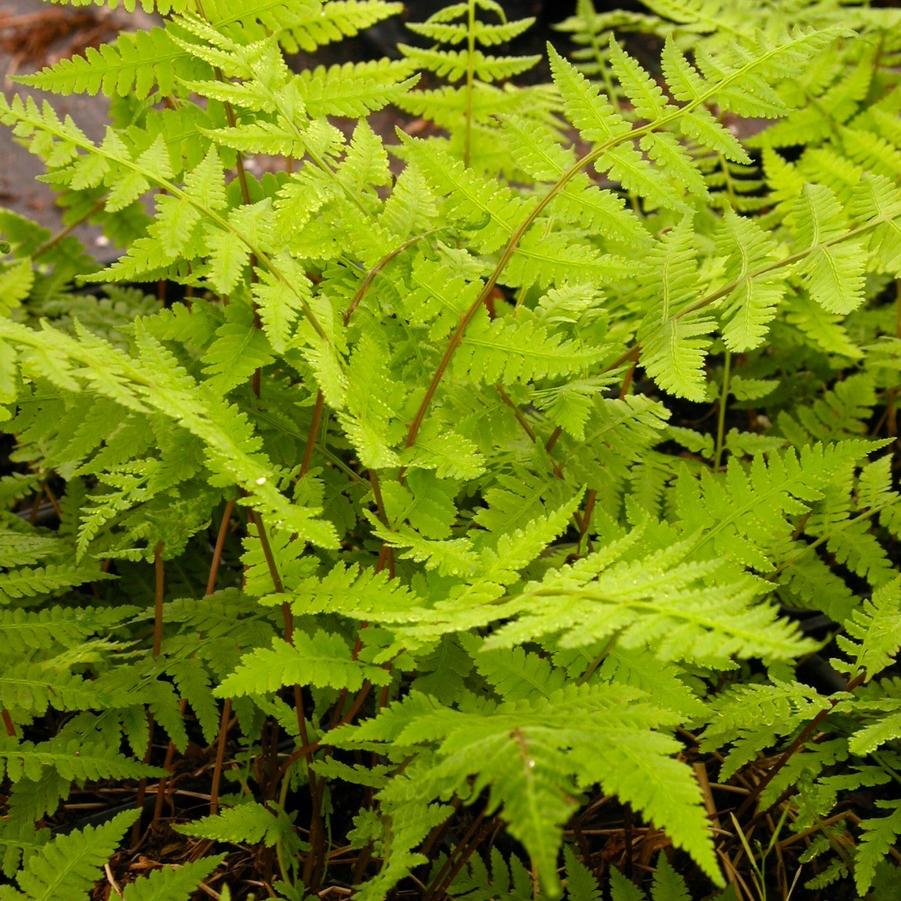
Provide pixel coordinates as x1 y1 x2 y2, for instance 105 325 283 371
0 6 120 83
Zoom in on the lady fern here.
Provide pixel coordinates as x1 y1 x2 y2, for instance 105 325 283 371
0 0 898 898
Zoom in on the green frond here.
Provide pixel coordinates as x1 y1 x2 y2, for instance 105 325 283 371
716 209 785 351
848 709 901 757
469 642 566 702
0 530 65 568
270 1 405 53
777 373 876 445
276 562 423 622
699 681 832 779
399 46 539 83
792 185 867 314
334 684 722 894
40 0 192 11
295 60 418 117
452 311 604 385
0 732 162 783
562 845 601 901
547 44 631 145
0 665 105 716
607 37 671 121
201 301 272 393
15 28 204 99
609 868 646 901
855 801 901 896
0 809 137 901
449 847 534 900
217 632 390 698
400 418 486 481
0 561 110 601
675 441 877 572
637 219 714 401
175 802 294 846
0 605 135 656
835 577 901 681
401 137 530 252
651 851 693 901
121 856 225 901
0 319 339 549
484 538 812 666
369 520 479 577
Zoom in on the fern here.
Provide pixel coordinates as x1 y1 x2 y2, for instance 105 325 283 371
121 856 225 901
397 0 542 165
0 809 137 901
0 1 899 898
333 683 721 893
855 800 901 896
176 802 296 847
217 631 390 697
835 578 901 681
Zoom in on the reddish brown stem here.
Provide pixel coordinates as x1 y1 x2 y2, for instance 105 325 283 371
496 384 536 441
423 811 488 901
278 681 374 781
203 500 237 814
545 425 563 454
619 360 637 399
209 698 232 816
1 708 15 737
247 510 310 743
152 699 186 828
247 506 324 885
130 713 155 849
578 489 597 545
299 391 324 479
205 499 235 596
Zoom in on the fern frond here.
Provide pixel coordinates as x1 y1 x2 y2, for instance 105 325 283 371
217 632 389 698
175 801 294 846
452 311 604 385
0 809 137 901
399 46 539 83
271 1 404 53
295 60 418 118
0 319 339 548
275 562 422 622
716 209 785 351
855 800 901 896
401 137 529 253
562 844 601 901
484 538 812 666
676 441 876 573
0 561 110 600
835 577 901 681
792 185 867 314
699 681 832 779
15 28 204 99
334 684 722 893
637 219 714 401
121 856 225 901
1 729 164 783
0 606 135 656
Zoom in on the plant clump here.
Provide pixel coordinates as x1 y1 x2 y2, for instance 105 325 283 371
0 0 899 898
